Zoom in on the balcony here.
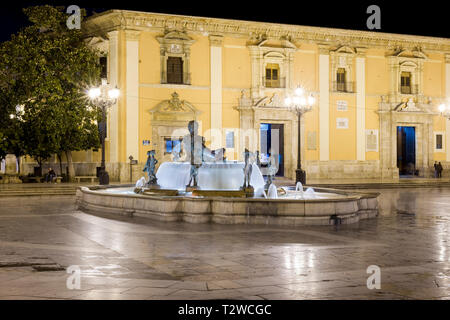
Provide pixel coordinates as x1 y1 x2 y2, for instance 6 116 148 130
263 77 286 88
332 81 355 93
399 84 419 95
161 72 191 85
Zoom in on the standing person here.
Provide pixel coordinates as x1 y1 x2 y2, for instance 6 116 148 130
434 161 438 178
437 162 443 178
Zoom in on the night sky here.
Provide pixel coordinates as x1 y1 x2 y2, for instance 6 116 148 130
0 1 449 42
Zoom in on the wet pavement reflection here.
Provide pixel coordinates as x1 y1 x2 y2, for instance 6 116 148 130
0 188 448 300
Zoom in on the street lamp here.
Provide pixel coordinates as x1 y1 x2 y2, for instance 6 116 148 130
439 103 450 117
285 86 315 185
88 79 120 185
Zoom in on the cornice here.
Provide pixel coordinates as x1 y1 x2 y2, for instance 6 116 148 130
83 10 450 53
124 29 141 41
209 35 223 47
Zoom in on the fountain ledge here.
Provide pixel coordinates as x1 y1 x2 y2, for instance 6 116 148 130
76 185 379 226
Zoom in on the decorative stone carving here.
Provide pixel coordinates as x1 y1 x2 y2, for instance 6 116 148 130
124 29 141 41
402 98 421 112
445 53 450 64
266 93 282 107
149 92 202 165
164 92 186 112
330 45 356 93
209 35 223 47
247 37 297 100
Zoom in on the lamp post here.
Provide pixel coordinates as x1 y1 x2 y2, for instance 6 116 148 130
284 87 315 185
88 79 120 185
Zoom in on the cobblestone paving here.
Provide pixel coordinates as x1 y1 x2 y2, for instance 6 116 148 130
0 188 448 300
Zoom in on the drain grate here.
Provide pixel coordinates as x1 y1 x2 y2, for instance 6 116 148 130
0 256 65 272
32 264 66 272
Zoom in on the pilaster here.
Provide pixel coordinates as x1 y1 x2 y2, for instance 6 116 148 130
445 53 450 161
318 45 330 161
107 30 119 164
356 48 367 161
125 30 140 161
209 35 223 149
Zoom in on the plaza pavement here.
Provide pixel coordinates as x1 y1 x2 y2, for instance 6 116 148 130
0 182 449 300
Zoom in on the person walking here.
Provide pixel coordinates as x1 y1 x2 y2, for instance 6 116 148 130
434 161 438 178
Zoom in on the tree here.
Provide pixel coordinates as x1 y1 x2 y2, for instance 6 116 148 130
0 5 102 180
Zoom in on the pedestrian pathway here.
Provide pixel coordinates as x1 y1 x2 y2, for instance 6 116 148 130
0 188 448 300
273 176 450 189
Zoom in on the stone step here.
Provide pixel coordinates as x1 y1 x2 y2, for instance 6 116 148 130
0 192 77 197
0 187 79 197
309 182 450 189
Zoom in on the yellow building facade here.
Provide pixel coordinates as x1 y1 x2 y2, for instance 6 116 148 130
71 10 450 182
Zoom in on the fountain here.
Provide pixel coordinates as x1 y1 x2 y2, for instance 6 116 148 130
267 184 278 199
76 121 379 226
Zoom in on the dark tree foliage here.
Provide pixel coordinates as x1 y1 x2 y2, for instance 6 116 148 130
0 5 102 179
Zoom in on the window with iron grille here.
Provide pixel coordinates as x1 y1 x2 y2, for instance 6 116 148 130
265 63 280 88
401 72 412 94
167 57 183 84
436 134 443 150
336 68 346 92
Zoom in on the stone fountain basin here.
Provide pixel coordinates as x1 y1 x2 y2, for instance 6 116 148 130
76 185 378 226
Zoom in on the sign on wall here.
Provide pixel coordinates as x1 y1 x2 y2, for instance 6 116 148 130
226 131 235 148
336 118 349 129
366 129 379 152
307 131 317 150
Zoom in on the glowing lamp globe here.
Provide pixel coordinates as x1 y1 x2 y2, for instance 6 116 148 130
108 88 120 99
88 88 101 99
295 87 304 96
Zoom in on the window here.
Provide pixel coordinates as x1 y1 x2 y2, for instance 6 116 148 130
265 63 280 88
336 68 346 92
100 56 107 79
164 137 182 155
401 72 412 94
436 134 443 150
434 132 445 152
167 57 183 84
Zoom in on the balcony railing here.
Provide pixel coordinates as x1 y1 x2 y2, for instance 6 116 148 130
263 77 286 88
332 81 355 93
399 84 419 95
161 72 191 85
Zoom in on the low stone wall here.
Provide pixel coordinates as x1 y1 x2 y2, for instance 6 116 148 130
76 186 379 226
305 160 382 179
21 162 146 183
